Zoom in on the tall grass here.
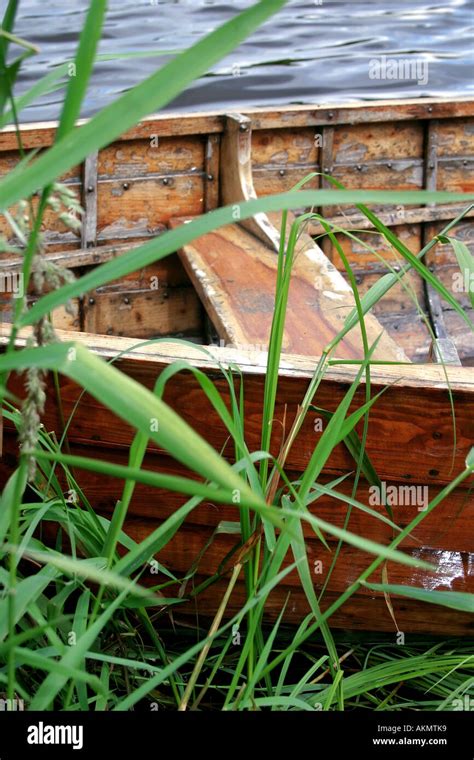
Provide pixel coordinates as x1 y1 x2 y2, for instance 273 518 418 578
0 0 473 711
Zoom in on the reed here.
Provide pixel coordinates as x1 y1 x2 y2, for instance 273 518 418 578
0 0 472 711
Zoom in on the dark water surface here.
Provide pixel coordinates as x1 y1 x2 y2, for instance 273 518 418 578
9 0 474 123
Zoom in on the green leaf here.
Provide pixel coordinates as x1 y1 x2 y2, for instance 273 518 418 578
30 586 130 709
0 342 277 522
55 0 107 142
440 236 474 309
20 191 474 330
0 0 287 211
466 447 474 469
361 582 474 613
0 565 59 641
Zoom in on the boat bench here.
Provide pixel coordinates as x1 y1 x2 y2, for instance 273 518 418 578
170 113 408 362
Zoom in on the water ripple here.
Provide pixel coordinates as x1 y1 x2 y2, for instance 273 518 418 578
9 0 474 123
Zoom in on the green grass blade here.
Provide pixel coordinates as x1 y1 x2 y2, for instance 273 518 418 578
361 582 474 613
0 0 287 210
55 0 107 142
19 190 474 330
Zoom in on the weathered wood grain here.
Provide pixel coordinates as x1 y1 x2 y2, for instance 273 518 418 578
171 218 407 361
1 328 473 488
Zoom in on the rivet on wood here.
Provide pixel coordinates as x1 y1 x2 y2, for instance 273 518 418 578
386 162 392 169
328 112 334 119
162 177 169 185
123 297 130 305
123 182 130 190
87 185 94 193
207 173 214 181
427 106 433 113
356 165 362 171
88 297 95 305
429 162 435 170
279 169 285 177
239 123 248 132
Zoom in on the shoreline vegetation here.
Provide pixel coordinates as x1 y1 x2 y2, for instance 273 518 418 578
0 0 473 714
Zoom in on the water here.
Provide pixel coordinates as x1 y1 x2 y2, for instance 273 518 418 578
8 0 474 123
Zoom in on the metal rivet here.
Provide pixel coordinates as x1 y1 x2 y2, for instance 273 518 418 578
428 468 439 477
427 106 433 113
433 431 442 440
356 164 362 171
87 185 94 193
239 123 248 132
162 177 169 185
328 112 334 119
463 160 468 166
106 328 113 335
279 169 285 177
123 296 130 305
207 173 214 181
429 162 435 170
88 297 95 305
123 182 129 190
386 162 392 169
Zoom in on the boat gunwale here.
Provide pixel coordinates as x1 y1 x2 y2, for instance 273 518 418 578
1 96 474 150
2 326 473 393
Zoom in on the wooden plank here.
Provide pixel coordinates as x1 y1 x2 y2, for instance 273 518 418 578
437 157 474 193
171 218 407 361
252 126 320 166
253 165 319 198
435 117 474 157
322 225 422 270
194 580 474 634
82 286 202 338
332 121 424 163
18 438 468 553
2 98 473 151
444 309 474 365
3 326 470 487
204 134 220 211
129 523 474 596
422 120 462 365
220 113 281 251
308 203 474 236
319 125 334 257
98 135 205 178
81 151 98 249
377 312 431 363
96 173 204 238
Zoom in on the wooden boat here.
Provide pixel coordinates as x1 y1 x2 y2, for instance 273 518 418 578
0 97 473 635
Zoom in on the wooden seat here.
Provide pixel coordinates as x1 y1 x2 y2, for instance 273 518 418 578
170 216 408 361
170 112 408 361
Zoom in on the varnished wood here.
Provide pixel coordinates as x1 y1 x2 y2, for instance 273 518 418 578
171 218 407 361
1 97 473 635
1 97 473 151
